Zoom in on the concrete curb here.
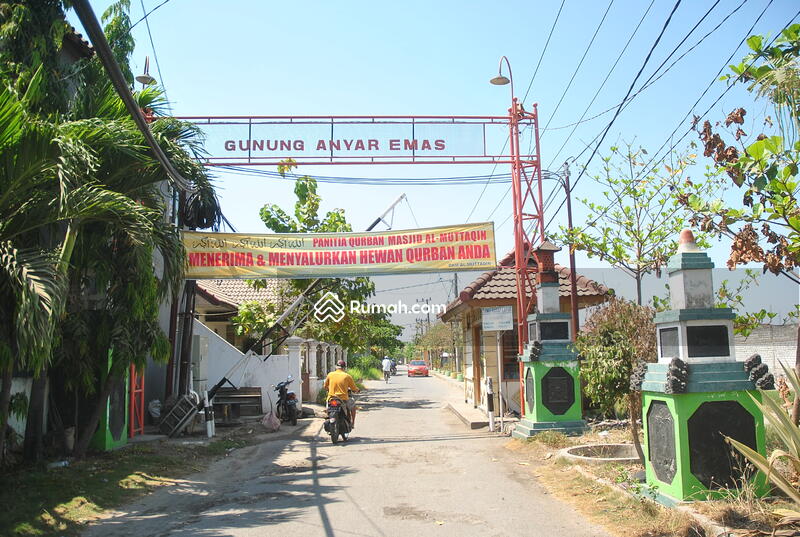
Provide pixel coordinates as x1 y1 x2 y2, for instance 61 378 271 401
444 403 489 430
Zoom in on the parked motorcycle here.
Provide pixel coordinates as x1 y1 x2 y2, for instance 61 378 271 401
273 376 298 426
324 396 352 444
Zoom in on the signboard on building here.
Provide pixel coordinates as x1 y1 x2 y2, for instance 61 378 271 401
183 222 496 279
482 306 513 332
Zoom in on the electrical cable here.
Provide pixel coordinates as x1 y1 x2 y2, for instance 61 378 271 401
130 0 173 30
139 0 171 113
633 0 781 185
545 0 656 169
542 0 744 218
374 279 450 294
547 0 683 226
218 164 564 187
541 0 615 135
71 0 195 193
520 0 566 104
544 0 745 145
466 0 565 225
545 2 792 246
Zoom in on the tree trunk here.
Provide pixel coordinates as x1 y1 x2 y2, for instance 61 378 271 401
628 391 645 464
791 325 800 425
23 364 47 462
73 371 116 459
635 272 643 306
0 361 13 464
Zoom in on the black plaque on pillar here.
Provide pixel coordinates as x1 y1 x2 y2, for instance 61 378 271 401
541 367 574 415
687 325 729 358
540 321 569 341
525 368 535 414
647 400 677 483
659 327 679 360
688 401 756 489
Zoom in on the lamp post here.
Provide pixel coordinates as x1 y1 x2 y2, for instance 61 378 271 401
490 56 524 415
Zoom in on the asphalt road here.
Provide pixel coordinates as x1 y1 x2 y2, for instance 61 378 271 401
84 369 609 537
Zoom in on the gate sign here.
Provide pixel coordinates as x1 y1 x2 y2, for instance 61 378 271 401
178 115 536 167
482 306 513 332
183 222 496 279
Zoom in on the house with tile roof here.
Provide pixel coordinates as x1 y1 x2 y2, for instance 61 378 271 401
441 249 609 417
191 279 344 407
195 279 290 351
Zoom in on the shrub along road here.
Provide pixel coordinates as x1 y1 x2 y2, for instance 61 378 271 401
83 369 608 536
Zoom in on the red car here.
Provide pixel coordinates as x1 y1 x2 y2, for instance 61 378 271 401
407 360 429 377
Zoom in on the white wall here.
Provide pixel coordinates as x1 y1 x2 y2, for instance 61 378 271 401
194 321 302 414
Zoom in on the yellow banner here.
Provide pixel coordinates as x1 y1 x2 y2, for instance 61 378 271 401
183 222 496 279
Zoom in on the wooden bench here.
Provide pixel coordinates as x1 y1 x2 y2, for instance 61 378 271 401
212 387 263 422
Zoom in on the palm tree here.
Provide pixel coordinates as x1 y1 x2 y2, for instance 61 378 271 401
0 76 161 462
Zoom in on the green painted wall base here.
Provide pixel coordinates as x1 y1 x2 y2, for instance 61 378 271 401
642 389 768 502
90 353 129 452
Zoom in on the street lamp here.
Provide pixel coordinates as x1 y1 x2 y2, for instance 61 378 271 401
135 56 156 87
489 55 514 102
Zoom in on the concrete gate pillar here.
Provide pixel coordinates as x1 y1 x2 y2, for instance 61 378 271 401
286 336 304 407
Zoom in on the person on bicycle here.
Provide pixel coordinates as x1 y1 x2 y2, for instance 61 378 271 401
381 355 393 383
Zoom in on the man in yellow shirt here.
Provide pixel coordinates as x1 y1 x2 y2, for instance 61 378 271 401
324 360 360 426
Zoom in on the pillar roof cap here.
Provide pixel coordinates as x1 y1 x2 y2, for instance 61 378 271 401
536 240 561 253
677 228 701 253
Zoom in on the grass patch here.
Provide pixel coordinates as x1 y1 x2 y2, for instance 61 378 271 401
528 430 572 449
506 437 708 537
1 428 262 536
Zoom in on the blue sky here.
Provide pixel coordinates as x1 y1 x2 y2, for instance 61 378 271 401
69 1 800 336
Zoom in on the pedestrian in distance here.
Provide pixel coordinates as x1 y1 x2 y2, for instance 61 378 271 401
382 355 393 383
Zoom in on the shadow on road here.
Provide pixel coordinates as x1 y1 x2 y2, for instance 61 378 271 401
83 427 363 537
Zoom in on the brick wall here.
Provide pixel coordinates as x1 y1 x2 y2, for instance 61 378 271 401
735 324 798 372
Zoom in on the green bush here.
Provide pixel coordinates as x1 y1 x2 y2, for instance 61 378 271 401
351 354 381 370
347 366 382 383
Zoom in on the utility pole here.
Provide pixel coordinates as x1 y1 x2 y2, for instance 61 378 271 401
564 161 580 339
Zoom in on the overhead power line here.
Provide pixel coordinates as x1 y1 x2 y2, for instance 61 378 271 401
466 0 566 225
130 0 173 30
521 0 566 104
543 0 745 221
546 1 791 238
541 0 615 135
72 0 194 193
563 0 683 203
634 0 780 183
139 0 171 113
541 0 748 138
546 0 656 169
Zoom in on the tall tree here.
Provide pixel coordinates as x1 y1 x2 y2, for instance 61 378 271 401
574 298 657 462
558 143 709 305
0 0 222 460
244 162 403 356
678 24 800 422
